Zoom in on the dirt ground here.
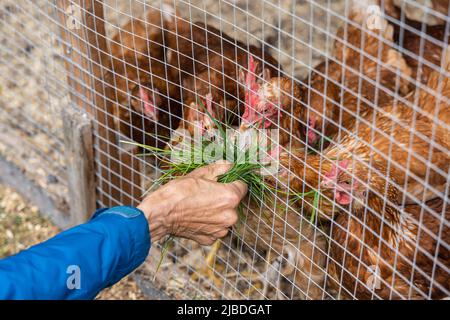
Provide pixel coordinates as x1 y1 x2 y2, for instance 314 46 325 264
0 184 146 299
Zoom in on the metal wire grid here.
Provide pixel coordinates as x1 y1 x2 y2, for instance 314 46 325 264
0 1 69 196
7 0 448 299
67 0 450 295
100 0 337 299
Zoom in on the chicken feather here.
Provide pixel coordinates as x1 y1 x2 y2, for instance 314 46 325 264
272 45 450 299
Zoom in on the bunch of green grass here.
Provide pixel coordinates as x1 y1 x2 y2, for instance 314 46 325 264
122 99 325 275
121 99 279 274
124 96 324 222
126 98 275 204
129 140 272 206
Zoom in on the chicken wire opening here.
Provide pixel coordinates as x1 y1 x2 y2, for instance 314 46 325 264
3 0 449 300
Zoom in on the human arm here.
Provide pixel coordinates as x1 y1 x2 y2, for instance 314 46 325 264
0 161 247 299
0 206 150 300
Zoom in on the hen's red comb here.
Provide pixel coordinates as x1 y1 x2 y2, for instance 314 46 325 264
246 55 258 89
242 55 261 122
139 86 157 120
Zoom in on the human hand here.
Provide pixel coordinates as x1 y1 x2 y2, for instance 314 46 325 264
137 161 248 245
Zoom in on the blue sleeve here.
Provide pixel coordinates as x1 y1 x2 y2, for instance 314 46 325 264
0 206 151 300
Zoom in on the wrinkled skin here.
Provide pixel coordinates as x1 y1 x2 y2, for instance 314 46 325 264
138 161 248 245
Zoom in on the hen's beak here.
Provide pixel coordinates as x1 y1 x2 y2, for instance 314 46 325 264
144 109 158 122
239 121 251 133
205 124 216 138
142 98 159 122
307 129 318 145
320 177 335 189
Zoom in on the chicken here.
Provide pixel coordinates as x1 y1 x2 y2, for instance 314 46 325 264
159 13 282 284
122 77 182 148
328 193 450 299
390 16 450 85
383 1 450 85
106 5 182 147
240 75 305 150
240 0 412 149
278 45 450 212
165 16 279 83
175 53 249 137
308 9 414 145
271 46 450 299
108 5 174 110
234 195 329 299
384 0 449 26
108 5 173 76
164 15 280 137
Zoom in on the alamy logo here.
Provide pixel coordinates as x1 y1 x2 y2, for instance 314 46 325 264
169 128 280 175
366 5 383 30
66 265 81 290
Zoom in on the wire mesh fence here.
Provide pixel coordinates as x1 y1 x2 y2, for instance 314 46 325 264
1 0 449 299
0 0 71 225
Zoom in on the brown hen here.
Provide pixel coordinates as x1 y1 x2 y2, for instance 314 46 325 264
234 194 329 299
106 5 182 147
328 191 449 299
391 16 450 85
272 46 450 299
384 0 449 26
239 0 412 149
164 14 280 137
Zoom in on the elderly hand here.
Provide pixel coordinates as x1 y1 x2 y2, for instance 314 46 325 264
137 161 248 245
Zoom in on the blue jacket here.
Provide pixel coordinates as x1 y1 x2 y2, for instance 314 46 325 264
0 206 151 299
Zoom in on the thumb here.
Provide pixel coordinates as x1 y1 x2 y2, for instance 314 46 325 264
228 180 248 200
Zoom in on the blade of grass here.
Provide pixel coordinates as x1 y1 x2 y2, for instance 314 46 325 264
153 235 175 281
309 190 320 224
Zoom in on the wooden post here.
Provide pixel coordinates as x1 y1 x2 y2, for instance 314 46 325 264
62 107 96 225
56 0 141 208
